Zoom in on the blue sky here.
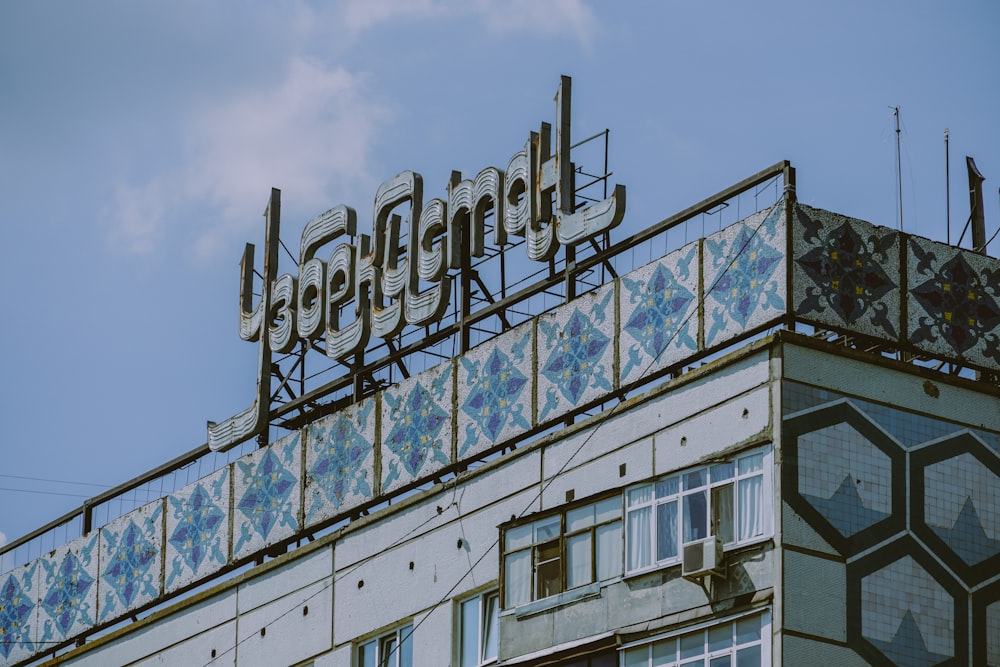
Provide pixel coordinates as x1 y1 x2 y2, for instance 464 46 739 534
1 0 997 546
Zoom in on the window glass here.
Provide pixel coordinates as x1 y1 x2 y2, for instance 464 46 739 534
738 452 763 475
535 516 560 541
398 629 412 667
504 550 530 607
594 496 621 524
736 645 760 667
359 641 376 667
708 622 733 651
505 523 532 551
655 476 679 498
567 532 592 588
711 461 735 481
710 657 732 667
567 505 594 532
628 485 653 507
460 598 479 667
683 470 705 490
651 639 675 666
596 522 621 581
735 615 761 643
712 484 734 544
679 631 703 659
482 593 499 662
624 647 647 667
683 491 708 543
655 501 678 561
535 540 561 598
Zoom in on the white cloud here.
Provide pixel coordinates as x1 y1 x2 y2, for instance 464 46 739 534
106 58 387 262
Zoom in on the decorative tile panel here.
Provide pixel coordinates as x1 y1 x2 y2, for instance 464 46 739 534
0 561 38 664
704 203 786 348
305 397 377 527
232 432 301 561
37 532 97 648
860 554 956 666
98 501 163 623
923 450 1000 568
164 466 230 594
907 236 1000 369
380 362 453 494
793 205 901 341
536 283 615 423
619 241 699 386
457 323 533 459
798 419 894 538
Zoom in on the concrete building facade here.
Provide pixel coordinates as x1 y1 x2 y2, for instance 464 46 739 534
3 163 1000 666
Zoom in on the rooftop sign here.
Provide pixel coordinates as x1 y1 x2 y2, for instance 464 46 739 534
209 76 626 452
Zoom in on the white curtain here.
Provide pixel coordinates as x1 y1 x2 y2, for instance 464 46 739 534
596 522 622 580
567 533 592 588
738 476 763 541
627 507 652 571
504 551 531 607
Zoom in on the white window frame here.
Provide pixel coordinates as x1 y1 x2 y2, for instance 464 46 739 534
620 608 771 666
459 590 500 667
625 446 772 575
357 623 413 667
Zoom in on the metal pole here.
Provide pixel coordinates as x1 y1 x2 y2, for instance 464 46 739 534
945 128 950 244
895 107 903 231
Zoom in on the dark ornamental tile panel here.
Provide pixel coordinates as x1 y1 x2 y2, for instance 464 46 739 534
793 205 901 340
907 236 1000 369
703 204 786 348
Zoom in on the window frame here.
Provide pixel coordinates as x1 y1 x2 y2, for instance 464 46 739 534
619 608 771 666
500 491 623 609
357 623 413 667
458 589 500 667
624 446 772 576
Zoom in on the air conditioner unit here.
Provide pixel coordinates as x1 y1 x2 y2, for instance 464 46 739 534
682 535 725 579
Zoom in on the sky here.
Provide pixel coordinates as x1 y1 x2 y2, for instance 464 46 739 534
1 0 998 549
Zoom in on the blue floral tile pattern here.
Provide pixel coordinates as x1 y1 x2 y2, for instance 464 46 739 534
457 324 533 459
0 561 37 664
537 283 616 423
861 555 954 665
704 204 786 348
908 236 1000 369
381 363 453 494
305 397 376 527
37 533 97 646
619 242 699 386
164 466 230 594
98 501 163 623
923 451 1000 567
232 432 301 561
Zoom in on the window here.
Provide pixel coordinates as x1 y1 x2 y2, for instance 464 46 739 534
625 447 771 573
621 611 769 667
503 495 622 608
460 591 499 666
358 624 413 667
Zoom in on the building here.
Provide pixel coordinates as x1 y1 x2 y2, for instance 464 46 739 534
2 81 999 667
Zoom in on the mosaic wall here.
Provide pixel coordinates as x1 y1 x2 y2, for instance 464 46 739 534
794 203 1000 373
784 381 1000 666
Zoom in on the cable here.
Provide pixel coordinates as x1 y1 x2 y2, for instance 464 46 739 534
0 474 111 488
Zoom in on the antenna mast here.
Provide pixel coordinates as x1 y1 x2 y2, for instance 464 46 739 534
894 106 903 230
945 128 950 244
